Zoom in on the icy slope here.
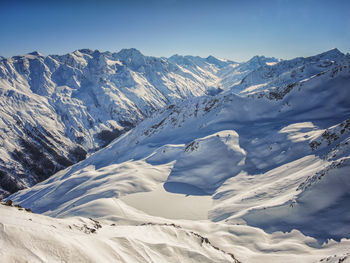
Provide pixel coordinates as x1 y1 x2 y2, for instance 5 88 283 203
8 52 350 262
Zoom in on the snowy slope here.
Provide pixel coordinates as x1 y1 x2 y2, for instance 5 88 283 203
219 55 280 90
8 50 350 262
232 48 348 94
0 204 239 263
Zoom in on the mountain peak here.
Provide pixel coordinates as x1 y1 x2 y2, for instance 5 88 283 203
28 51 44 57
116 48 144 58
168 54 192 65
248 55 268 62
113 48 146 69
77 48 95 55
247 55 279 66
317 48 344 59
205 55 233 67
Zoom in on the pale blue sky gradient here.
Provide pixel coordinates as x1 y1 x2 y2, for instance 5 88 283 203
1 0 349 61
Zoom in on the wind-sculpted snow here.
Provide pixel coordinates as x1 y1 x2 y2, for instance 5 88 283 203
168 130 246 194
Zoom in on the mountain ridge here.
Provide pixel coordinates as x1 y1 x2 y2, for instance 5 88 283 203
0 48 347 198
0 48 286 197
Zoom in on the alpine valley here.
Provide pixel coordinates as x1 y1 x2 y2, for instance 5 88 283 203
1 48 350 263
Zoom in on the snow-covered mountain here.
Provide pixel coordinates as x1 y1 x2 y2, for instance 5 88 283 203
232 48 347 94
0 48 283 198
7 49 350 262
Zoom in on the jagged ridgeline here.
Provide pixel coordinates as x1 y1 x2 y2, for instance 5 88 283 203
0 48 348 197
0 48 240 197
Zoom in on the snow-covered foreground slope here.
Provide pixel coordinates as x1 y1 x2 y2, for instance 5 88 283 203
8 52 350 262
2 202 350 263
0 204 240 263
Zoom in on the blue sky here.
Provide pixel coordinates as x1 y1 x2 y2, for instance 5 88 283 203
1 0 349 61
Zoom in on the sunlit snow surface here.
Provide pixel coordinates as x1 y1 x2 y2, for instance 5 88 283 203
4 49 350 262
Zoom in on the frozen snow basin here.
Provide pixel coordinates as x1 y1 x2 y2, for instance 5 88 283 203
120 183 212 220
